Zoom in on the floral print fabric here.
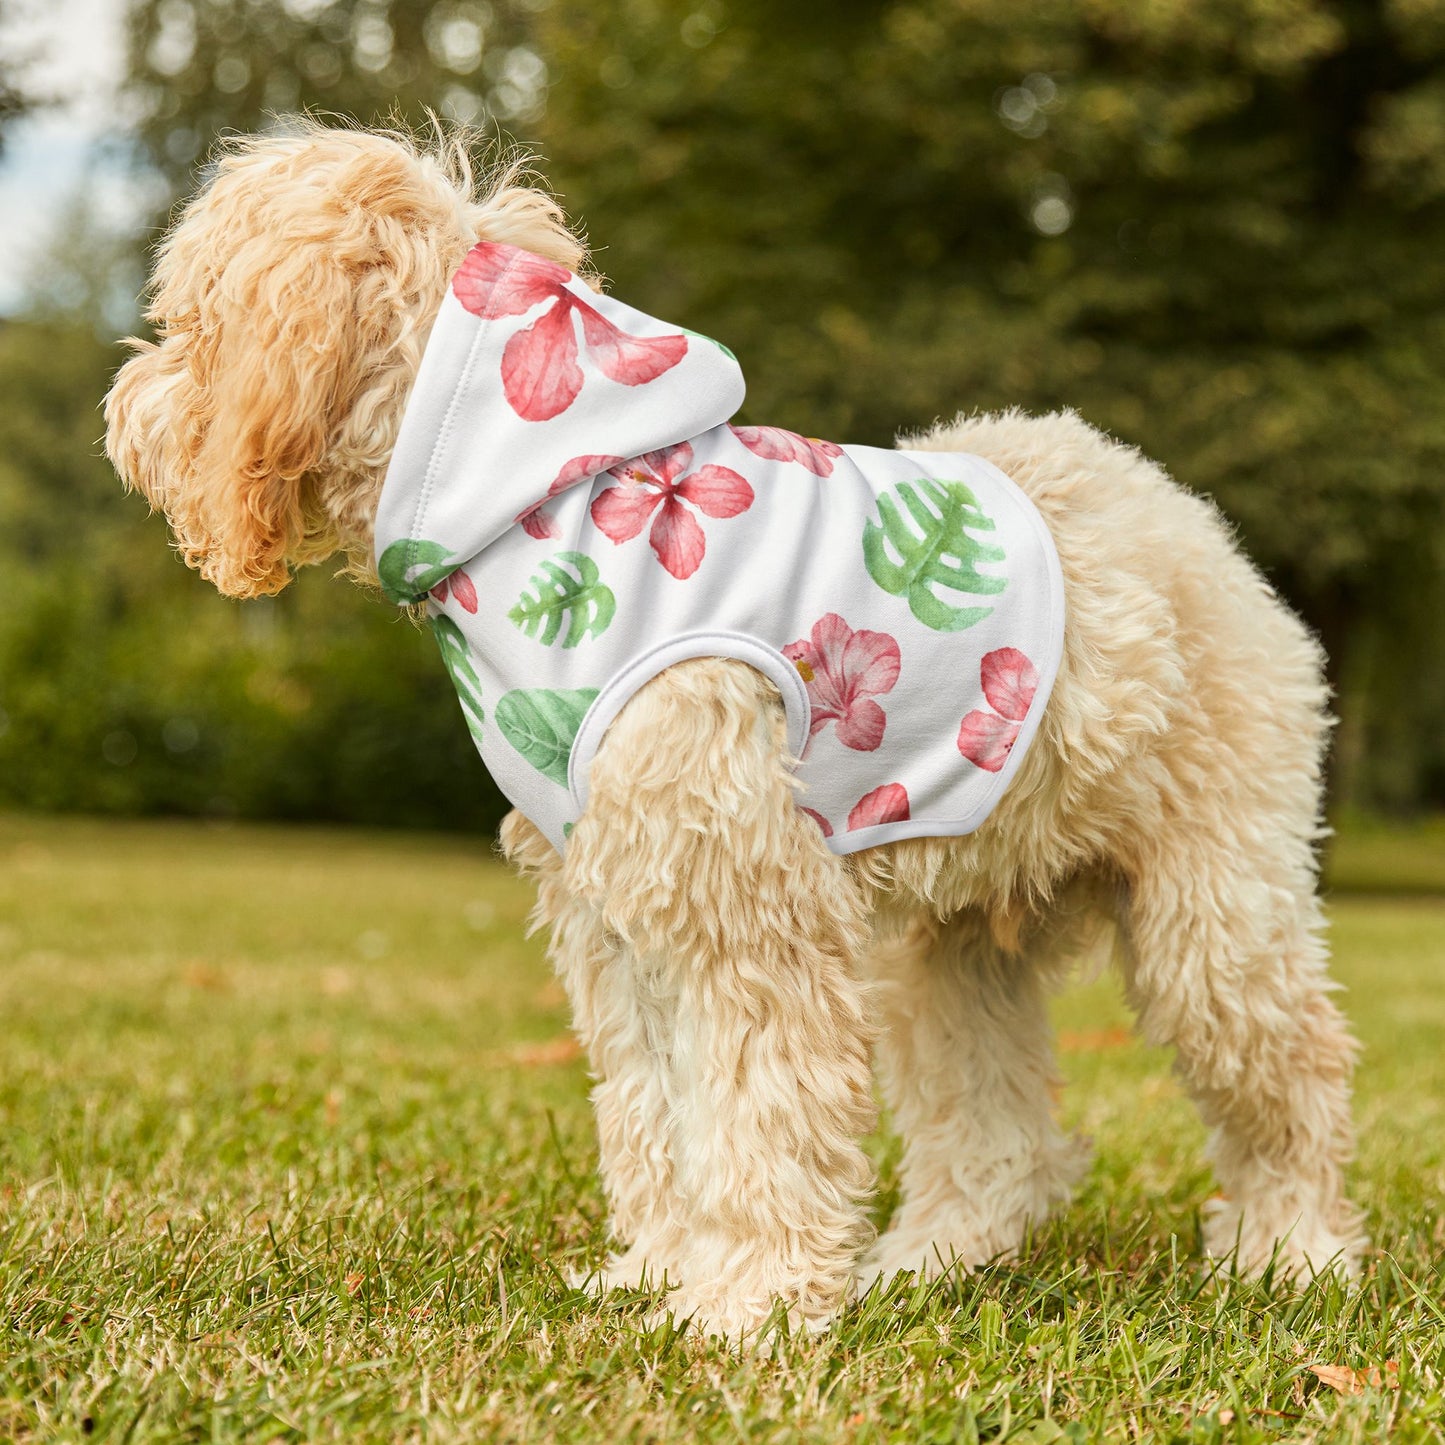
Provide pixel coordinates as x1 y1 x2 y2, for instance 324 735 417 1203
802 783 911 839
374 241 1064 855
731 424 844 477
956 647 1040 773
453 246 688 421
783 614 901 752
590 443 755 580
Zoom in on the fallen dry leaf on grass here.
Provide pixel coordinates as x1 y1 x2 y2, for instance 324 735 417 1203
181 961 229 992
534 980 567 1009
320 967 353 997
1309 1362 1399 1395
500 1037 584 1068
1057 1027 1133 1052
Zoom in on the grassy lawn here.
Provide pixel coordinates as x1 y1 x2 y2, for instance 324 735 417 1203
2 813 1443 1443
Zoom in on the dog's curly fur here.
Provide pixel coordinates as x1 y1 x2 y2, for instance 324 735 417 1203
105 122 1365 1342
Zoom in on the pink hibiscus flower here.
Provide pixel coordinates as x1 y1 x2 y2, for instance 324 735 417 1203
783 613 901 752
848 783 911 830
799 783 910 838
800 806 834 838
957 647 1039 773
515 453 626 541
731 424 844 477
590 443 754 581
430 567 478 613
453 244 688 422
517 509 561 542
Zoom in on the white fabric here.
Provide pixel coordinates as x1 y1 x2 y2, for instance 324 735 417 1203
375 242 1064 854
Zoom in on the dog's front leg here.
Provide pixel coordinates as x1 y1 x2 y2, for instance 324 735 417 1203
565 659 878 1343
502 810 685 1289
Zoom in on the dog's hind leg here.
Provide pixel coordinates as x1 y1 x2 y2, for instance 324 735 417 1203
860 908 1089 1288
566 658 879 1342
1118 832 1364 1279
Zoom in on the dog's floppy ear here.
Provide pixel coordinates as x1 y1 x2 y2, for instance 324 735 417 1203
106 232 350 600
106 125 590 598
106 130 428 599
106 333 194 540
182 241 353 597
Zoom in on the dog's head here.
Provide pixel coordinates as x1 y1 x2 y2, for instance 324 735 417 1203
105 122 585 598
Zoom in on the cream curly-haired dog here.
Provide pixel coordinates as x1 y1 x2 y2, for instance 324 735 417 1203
105 123 1364 1341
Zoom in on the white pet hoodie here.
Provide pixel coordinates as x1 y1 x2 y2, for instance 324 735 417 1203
375 242 1064 854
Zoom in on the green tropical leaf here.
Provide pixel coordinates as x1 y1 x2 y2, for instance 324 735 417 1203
862 477 1008 631
508 551 616 648
495 687 600 786
681 326 736 361
430 616 485 747
378 538 458 605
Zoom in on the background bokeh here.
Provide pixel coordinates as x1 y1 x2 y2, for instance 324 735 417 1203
1 0 1442 833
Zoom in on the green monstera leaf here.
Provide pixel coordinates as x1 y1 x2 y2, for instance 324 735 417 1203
378 538 459 605
862 477 1008 631
508 551 616 648
495 687 600 786
431 616 485 747
681 326 736 361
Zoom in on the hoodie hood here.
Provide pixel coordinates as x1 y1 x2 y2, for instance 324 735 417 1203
375 242 746 603
372 241 1064 863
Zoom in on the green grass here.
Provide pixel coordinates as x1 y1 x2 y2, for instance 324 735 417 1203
1325 813 1445 896
2 813 1443 1443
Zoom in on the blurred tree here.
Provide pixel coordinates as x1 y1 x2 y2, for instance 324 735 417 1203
0 317 509 829
0 0 36 151
125 0 546 191
32 0 563 831
533 0 1445 810
21 0 1436 824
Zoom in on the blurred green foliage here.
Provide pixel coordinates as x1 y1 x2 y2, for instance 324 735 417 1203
0 320 505 827
0 1 33 152
536 0 1445 811
2 0 1442 827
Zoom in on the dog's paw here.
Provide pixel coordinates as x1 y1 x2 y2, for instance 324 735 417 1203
1202 1196 1367 1282
645 1288 836 1350
856 1232 995 1295
570 1245 675 1296
859 1198 1055 1290
860 1133 1092 1295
